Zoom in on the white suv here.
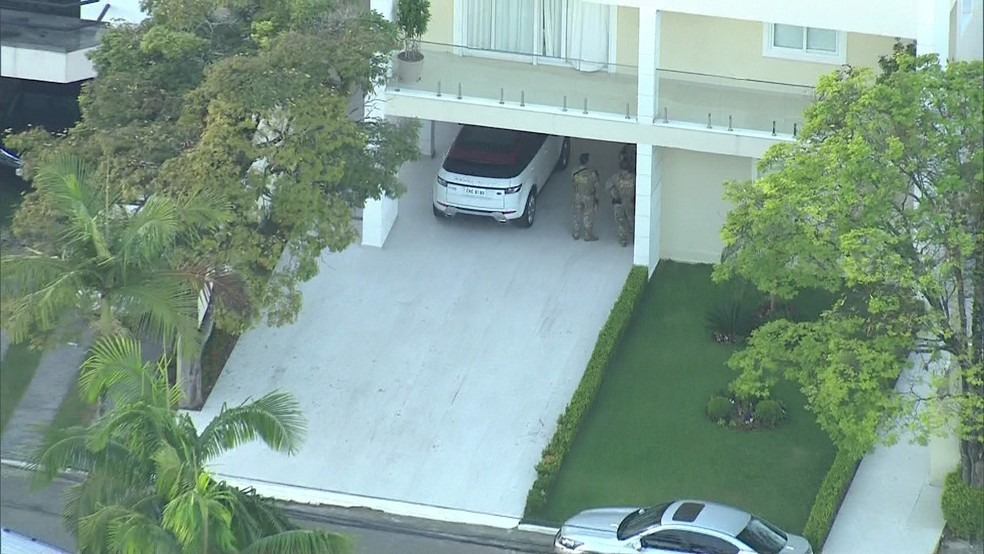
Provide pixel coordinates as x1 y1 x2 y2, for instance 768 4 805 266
433 125 570 227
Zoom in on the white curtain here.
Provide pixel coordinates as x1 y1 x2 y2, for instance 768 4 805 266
539 0 564 58
465 0 494 49
493 0 534 54
566 0 610 71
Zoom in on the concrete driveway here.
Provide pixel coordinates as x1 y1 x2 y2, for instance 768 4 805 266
192 123 634 526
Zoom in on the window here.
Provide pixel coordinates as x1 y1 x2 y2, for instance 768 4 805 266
457 0 613 69
763 23 846 63
962 0 974 15
641 530 690 552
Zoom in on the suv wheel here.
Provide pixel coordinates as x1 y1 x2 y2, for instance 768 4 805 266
515 188 536 228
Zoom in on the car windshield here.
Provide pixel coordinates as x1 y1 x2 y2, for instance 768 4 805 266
616 503 671 540
736 516 788 554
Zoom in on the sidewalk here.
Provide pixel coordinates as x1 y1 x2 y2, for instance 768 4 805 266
822 353 952 554
0 325 92 460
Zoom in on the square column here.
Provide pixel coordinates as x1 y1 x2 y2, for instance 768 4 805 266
633 144 662 276
915 0 952 63
362 0 398 248
637 8 661 123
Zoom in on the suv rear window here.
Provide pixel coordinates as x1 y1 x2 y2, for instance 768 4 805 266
442 126 547 179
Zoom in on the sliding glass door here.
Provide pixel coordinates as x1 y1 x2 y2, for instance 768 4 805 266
460 0 611 69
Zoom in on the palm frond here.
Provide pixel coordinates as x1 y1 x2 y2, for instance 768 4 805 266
29 426 99 483
79 335 148 403
221 484 293 545
120 195 183 269
110 275 202 355
79 335 176 408
77 503 132 554
239 529 353 554
108 510 182 554
161 474 237 553
34 154 117 260
0 255 88 342
196 392 307 461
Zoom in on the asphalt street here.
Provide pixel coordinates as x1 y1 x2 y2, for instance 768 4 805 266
0 465 554 554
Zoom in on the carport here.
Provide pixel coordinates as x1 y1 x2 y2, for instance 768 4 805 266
191 122 633 526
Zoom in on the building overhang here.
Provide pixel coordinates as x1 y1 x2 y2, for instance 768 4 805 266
385 91 790 159
0 8 104 82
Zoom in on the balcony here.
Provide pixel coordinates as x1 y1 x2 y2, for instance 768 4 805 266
384 42 815 157
0 9 105 82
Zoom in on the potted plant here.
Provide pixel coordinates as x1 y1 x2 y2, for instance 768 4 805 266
395 0 431 83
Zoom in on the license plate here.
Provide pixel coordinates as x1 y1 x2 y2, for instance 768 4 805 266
464 187 486 196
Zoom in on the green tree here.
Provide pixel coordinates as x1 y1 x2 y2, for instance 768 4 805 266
716 52 984 486
0 156 231 409
6 0 418 334
32 335 351 554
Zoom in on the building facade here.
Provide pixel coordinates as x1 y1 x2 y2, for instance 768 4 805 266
366 0 984 272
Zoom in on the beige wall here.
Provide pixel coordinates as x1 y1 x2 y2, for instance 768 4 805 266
615 6 640 67
423 0 454 44
659 13 898 87
660 148 750 263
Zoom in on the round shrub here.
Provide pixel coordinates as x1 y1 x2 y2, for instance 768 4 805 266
753 399 786 428
942 469 984 539
706 396 733 422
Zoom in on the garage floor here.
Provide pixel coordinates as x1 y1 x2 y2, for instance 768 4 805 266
192 123 634 524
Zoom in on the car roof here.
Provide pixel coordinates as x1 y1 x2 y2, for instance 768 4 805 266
662 500 752 537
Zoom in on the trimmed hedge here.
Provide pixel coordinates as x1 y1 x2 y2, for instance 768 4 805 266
524 265 649 515
942 468 984 539
802 449 862 550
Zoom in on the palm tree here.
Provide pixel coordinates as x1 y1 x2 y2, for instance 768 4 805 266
32 335 351 554
0 155 231 407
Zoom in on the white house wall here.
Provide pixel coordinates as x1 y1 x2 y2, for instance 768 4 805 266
584 0 944 39
658 14 899 87
0 45 97 83
659 148 748 264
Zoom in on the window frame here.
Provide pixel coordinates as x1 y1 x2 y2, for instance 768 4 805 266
762 22 847 64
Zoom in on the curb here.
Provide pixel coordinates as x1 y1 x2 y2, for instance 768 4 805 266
2 461 557 552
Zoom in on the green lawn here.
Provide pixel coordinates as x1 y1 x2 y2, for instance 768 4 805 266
532 262 836 534
0 341 44 434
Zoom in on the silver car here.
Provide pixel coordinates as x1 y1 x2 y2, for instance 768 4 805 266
554 500 813 554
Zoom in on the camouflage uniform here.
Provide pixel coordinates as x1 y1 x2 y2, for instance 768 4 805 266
605 169 636 246
619 143 637 174
571 164 600 241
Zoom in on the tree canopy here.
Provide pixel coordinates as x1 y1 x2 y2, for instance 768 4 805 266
0 155 227 355
32 334 351 554
716 52 984 486
5 0 419 332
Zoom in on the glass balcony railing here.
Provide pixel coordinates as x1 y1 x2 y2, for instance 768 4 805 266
389 41 815 137
0 9 105 52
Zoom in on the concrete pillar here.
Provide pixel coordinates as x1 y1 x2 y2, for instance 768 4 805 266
637 8 661 123
362 0 398 248
633 144 661 276
915 0 952 63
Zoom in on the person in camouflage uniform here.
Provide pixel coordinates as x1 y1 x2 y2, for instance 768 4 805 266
605 158 636 246
571 153 600 242
619 143 637 174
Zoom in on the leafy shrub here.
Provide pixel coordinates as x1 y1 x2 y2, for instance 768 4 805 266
705 300 757 344
942 469 984 539
753 399 786 428
803 450 862 550
524 265 649 516
706 395 733 422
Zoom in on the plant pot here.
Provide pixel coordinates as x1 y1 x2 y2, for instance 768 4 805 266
396 51 424 84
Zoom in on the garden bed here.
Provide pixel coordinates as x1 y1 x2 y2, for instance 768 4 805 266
527 261 837 534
